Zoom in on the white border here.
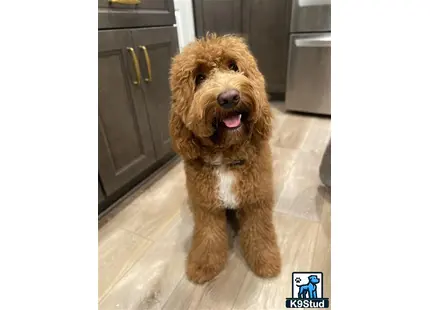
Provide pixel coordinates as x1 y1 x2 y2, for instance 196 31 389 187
0 1 430 309
0 2 97 310
334 0 430 309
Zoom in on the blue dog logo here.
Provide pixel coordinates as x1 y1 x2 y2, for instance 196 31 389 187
286 272 329 308
296 275 320 299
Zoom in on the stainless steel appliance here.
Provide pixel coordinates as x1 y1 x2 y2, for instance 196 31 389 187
319 138 331 188
285 0 331 115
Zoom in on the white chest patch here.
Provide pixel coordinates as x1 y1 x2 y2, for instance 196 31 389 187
215 165 238 209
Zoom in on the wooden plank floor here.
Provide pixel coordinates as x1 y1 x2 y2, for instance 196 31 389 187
98 101 331 310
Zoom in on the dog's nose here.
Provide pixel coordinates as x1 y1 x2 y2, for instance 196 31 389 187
217 89 240 109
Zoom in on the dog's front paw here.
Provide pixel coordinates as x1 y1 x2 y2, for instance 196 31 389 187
186 255 227 284
247 245 281 278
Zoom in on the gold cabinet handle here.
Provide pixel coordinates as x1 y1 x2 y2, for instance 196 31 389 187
126 47 142 85
109 0 141 4
139 45 152 83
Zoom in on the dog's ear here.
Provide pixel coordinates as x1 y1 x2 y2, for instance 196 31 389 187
253 91 273 141
169 54 202 160
169 108 201 160
241 52 273 142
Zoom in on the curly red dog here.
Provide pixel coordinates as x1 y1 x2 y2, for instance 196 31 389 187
169 34 281 284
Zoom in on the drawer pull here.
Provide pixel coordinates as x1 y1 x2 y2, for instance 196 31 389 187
298 0 330 7
109 0 141 4
139 45 152 83
126 47 142 85
295 34 331 47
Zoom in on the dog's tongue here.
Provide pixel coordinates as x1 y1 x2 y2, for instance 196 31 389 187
222 114 242 128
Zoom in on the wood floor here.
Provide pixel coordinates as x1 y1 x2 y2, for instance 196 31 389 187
98 101 331 310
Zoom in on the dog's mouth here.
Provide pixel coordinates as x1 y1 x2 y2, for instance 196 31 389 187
213 110 248 131
221 112 242 129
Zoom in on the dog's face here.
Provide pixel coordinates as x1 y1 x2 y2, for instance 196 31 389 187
169 34 272 157
308 275 320 284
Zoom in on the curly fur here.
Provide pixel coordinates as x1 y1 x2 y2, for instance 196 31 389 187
169 34 281 284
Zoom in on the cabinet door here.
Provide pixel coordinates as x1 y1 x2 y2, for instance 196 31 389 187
98 29 157 196
242 0 292 93
193 0 243 37
131 27 179 160
99 0 175 29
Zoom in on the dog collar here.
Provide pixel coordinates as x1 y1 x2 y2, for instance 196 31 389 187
202 158 246 167
229 159 246 166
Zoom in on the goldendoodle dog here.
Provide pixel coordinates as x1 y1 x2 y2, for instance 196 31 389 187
169 33 281 284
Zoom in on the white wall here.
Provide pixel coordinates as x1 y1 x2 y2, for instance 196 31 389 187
174 0 196 51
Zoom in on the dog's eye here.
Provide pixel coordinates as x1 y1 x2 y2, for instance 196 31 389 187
228 61 239 72
195 73 206 85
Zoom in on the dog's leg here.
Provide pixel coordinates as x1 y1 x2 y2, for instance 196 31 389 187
298 287 304 299
238 203 281 278
312 287 318 298
186 207 228 284
299 287 307 299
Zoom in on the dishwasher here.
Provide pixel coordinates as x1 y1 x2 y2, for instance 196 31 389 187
285 0 331 115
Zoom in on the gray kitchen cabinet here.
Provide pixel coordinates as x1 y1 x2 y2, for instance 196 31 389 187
98 29 157 196
99 0 176 29
193 0 243 37
130 27 179 160
242 0 292 93
98 3 179 214
192 0 292 94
